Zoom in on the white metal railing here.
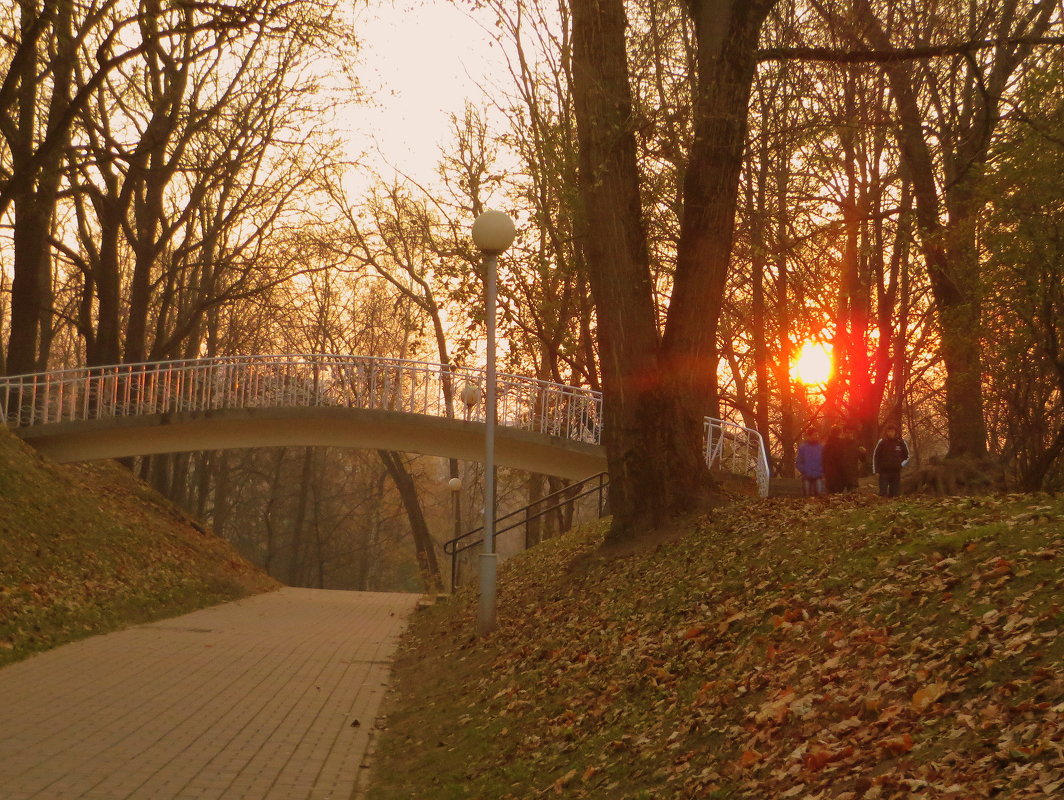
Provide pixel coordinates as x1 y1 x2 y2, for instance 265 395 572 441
704 418 771 498
0 354 769 495
0 354 601 442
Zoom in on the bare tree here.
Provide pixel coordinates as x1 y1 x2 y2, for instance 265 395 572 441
819 0 1060 458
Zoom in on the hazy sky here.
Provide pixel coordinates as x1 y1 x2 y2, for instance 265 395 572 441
346 0 502 186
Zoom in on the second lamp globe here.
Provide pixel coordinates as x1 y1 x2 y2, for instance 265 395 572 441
471 210 516 253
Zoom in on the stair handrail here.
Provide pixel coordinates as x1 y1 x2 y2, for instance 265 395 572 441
444 471 609 592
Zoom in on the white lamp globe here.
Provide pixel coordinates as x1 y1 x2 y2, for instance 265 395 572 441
471 210 516 253
447 477 462 492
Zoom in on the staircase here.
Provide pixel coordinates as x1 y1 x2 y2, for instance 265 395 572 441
443 472 609 591
444 468 800 591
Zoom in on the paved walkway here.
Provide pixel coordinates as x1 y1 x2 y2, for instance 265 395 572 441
0 588 419 800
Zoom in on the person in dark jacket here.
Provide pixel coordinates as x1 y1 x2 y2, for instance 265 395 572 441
873 424 910 497
795 429 825 496
837 425 866 492
822 425 844 493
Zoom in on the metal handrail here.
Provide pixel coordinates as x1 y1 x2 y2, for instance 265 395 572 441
0 355 770 495
0 354 602 444
704 418 771 497
444 471 609 592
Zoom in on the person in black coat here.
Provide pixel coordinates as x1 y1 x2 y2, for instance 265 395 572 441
822 425 844 493
873 424 910 497
837 424 866 492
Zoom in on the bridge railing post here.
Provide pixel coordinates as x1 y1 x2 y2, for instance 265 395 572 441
81 373 91 421
110 367 120 417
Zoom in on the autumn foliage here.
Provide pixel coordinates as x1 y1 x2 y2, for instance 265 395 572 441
371 493 1064 799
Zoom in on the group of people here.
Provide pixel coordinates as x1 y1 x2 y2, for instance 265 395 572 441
795 423 909 498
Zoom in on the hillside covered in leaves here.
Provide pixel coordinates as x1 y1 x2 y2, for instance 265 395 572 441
370 493 1063 799
0 429 277 666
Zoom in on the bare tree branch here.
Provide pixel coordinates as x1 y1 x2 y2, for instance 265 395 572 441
759 36 1064 63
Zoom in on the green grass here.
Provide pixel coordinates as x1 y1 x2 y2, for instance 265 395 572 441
368 493 1064 799
0 428 277 665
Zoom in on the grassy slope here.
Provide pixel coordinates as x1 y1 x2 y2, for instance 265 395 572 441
370 493 1064 799
0 428 278 666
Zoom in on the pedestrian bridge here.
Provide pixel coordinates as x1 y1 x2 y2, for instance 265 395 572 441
0 354 769 494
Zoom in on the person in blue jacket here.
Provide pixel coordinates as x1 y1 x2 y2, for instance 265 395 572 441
795 428 825 497
873 424 910 497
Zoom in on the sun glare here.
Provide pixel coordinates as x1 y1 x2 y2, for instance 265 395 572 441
792 342 833 386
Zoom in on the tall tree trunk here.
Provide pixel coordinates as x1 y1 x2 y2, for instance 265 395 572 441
571 0 669 542
663 0 777 435
570 0 776 543
6 0 74 375
9 199 51 374
377 450 443 594
287 447 316 586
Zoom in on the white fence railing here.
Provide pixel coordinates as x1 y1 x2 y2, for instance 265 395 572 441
0 355 768 495
705 418 771 497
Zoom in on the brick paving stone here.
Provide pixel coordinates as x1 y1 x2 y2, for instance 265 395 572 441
0 588 418 800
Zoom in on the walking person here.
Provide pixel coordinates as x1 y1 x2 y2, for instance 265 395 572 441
873 424 909 497
795 429 825 497
822 425 843 494
838 425 867 492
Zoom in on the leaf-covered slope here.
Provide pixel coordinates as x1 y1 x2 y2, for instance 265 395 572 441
0 428 278 665
371 494 1064 799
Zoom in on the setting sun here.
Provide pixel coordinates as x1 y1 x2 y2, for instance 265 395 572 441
791 342 833 386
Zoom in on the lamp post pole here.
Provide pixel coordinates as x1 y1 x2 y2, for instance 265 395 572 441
481 247 499 636
471 210 516 637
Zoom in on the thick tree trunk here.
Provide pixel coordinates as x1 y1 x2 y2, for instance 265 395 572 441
571 0 669 542
5 0 74 375
664 0 777 431
8 200 51 374
570 0 775 543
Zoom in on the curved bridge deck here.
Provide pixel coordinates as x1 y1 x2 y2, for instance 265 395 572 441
0 354 768 494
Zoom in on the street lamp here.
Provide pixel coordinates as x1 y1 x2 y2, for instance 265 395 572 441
471 209 516 636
